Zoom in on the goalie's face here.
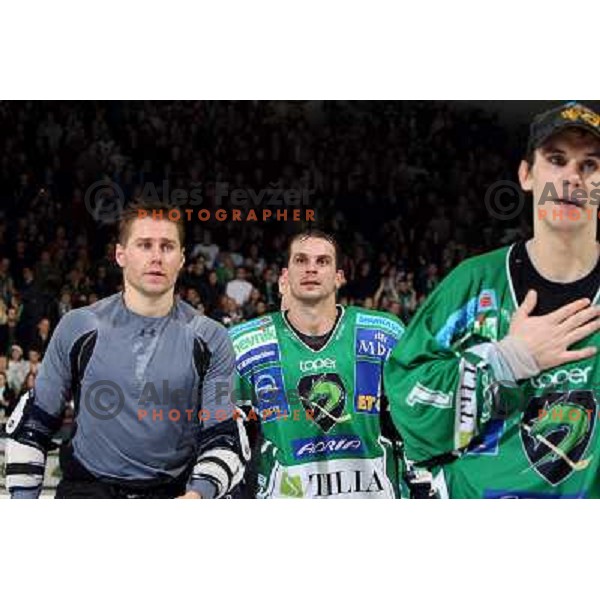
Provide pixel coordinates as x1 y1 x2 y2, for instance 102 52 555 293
284 237 343 305
115 217 185 299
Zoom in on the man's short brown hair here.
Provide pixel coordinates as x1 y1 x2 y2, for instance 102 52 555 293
118 199 186 246
285 230 341 269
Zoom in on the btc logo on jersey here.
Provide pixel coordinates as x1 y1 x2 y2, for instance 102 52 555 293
356 394 379 412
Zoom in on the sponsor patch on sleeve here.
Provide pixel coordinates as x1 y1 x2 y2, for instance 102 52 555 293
406 382 452 409
236 343 280 377
356 313 405 339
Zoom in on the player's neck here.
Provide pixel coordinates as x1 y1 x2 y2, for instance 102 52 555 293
286 301 338 336
527 234 600 283
122 286 175 317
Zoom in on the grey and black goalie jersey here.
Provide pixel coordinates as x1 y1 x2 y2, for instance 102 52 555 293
4 293 249 499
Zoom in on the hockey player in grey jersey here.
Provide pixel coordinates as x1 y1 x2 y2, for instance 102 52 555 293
5 201 249 499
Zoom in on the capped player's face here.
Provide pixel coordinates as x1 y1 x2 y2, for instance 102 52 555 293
519 129 600 233
284 237 343 304
115 217 184 297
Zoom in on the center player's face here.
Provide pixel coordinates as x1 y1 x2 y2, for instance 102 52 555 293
284 236 343 304
519 129 600 233
116 217 184 298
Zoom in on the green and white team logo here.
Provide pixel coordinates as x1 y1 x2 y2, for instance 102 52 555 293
521 389 596 485
298 373 349 433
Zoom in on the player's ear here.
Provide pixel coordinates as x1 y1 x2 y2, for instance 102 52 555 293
518 159 533 192
278 270 289 294
115 243 126 268
335 269 345 289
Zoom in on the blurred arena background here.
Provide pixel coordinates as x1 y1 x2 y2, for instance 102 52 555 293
1 100 591 496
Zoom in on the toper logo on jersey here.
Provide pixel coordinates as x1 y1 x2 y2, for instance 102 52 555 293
521 390 596 485
299 357 336 372
298 373 348 433
530 366 591 390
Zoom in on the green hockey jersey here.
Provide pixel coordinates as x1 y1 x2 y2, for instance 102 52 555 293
230 306 405 499
384 244 600 498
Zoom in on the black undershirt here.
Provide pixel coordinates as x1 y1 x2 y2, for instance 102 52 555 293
509 241 600 316
284 306 343 351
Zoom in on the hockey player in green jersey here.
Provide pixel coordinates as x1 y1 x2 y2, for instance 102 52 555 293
230 231 406 498
385 101 600 498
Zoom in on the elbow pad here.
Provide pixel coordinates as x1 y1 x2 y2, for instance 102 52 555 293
190 417 251 498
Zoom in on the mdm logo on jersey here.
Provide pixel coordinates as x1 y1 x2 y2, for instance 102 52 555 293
356 329 394 360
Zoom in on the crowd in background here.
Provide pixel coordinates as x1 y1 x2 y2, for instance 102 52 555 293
0 100 532 418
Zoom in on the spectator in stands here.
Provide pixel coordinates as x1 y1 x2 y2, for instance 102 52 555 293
26 348 42 375
246 243 266 278
258 267 280 310
190 230 219 268
57 290 72 319
0 371 17 417
0 99 524 337
93 265 114 298
35 250 61 296
216 253 236 285
7 345 28 392
0 299 7 352
1 308 22 356
397 277 417 322
388 300 402 318
212 295 243 328
180 256 207 292
347 260 379 303
225 267 253 307
200 270 224 314
0 258 14 305
30 317 51 356
184 287 203 310
18 371 36 399
417 262 440 297
242 287 264 320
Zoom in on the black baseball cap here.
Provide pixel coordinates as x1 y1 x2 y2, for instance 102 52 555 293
526 101 600 156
